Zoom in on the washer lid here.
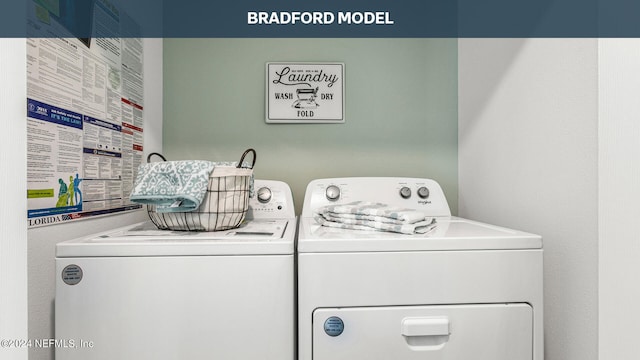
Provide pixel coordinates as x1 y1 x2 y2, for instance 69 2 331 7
297 217 542 253
56 220 295 257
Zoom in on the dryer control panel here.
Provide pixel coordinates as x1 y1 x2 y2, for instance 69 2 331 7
301 177 451 218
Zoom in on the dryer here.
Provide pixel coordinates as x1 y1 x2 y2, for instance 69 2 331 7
297 177 543 360
55 180 296 360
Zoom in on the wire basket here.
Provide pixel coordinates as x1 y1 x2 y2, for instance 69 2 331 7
145 149 256 231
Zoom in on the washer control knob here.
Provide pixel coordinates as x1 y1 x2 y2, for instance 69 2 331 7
325 185 341 201
257 187 272 203
399 186 412 199
417 186 430 199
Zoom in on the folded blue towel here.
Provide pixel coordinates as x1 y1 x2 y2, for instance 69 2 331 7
130 160 215 212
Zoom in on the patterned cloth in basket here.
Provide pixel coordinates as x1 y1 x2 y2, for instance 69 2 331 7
130 160 215 213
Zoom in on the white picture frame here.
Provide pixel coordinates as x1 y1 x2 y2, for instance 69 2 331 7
266 62 345 123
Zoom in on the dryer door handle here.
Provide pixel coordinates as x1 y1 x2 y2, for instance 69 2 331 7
401 317 450 337
401 317 450 351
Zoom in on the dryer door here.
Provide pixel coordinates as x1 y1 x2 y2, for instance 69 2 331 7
313 303 532 360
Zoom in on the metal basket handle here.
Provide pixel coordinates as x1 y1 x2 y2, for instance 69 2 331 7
147 152 167 163
237 148 256 169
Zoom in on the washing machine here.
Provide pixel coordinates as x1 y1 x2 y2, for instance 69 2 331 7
55 180 296 360
297 177 543 360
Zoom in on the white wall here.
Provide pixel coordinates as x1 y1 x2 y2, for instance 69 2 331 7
0 38 28 360
27 38 163 360
458 39 599 360
598 39 640 360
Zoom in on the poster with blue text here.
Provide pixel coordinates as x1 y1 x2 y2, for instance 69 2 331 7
26 0 144 227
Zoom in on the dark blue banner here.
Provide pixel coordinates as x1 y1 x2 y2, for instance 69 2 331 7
82 148 122 158
4 0 640 37
27 99 83 130
28 205 82 219
84 116 122 132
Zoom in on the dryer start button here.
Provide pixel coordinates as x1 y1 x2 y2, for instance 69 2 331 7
324 316 344 337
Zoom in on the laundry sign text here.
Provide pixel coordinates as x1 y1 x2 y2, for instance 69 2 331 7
266 62 345 124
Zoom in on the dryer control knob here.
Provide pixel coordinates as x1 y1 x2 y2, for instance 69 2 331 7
325 185 341 201
400 186 412 199
417 186 430 199
257 187 272 203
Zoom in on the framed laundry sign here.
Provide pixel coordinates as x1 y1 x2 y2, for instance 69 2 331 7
266 62 345 123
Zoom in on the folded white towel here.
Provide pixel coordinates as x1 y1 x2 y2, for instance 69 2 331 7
314 201 437 235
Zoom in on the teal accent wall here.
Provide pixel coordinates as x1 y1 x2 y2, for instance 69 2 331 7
163 38 458 214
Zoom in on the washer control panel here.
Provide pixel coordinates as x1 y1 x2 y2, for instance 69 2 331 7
302 177 451 218
257 187 273 203
247 180 295 219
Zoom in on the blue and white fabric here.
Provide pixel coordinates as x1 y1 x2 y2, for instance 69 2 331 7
314 201 437 235
130 160 215 213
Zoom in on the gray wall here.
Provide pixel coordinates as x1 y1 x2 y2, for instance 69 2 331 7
458 39 599 360
163 38 459 214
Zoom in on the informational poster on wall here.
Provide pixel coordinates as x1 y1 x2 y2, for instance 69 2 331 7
266 62 345 123
26 0 144 227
